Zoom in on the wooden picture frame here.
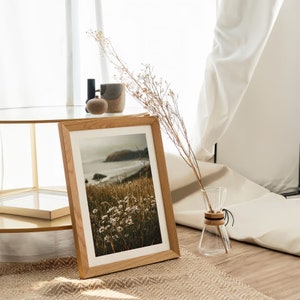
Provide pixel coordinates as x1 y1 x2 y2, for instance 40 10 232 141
58 114 180 278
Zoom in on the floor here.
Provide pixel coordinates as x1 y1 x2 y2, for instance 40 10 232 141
177 225 300 300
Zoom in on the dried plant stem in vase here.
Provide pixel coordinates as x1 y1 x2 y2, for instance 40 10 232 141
89 30 231 255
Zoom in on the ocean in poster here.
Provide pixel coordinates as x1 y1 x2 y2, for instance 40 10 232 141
82 157 150 184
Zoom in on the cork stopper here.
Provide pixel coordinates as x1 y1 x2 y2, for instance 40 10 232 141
204 211 225 226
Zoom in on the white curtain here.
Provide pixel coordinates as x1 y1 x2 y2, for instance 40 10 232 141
0 0 216 121
210 0 300 194
192 0 284 161
90 0 217 135
0 0 68 108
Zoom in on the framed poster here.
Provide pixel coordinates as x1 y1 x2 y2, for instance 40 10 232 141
59 114 180 278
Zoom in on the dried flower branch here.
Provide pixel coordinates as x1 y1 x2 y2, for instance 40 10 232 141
88 30 212 212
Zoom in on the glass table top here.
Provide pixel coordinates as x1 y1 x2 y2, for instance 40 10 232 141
0 105 145 123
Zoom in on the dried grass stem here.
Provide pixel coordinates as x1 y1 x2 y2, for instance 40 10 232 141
89 31 212 212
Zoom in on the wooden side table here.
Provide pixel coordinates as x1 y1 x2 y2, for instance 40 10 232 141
0 105 143 233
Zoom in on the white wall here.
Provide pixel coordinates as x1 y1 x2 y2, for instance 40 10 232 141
217 0 300 194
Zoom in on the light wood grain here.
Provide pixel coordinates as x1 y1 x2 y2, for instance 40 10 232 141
0 214 71 233
177 225 300 300
59 115 180 278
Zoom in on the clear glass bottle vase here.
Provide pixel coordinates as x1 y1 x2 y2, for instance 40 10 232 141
198 187 231 256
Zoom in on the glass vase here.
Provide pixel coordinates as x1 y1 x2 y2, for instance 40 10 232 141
198 187 231 256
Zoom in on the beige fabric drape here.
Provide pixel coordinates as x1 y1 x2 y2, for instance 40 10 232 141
192 0 284 161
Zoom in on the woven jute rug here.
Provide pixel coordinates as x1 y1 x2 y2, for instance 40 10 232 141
0 248 273 300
